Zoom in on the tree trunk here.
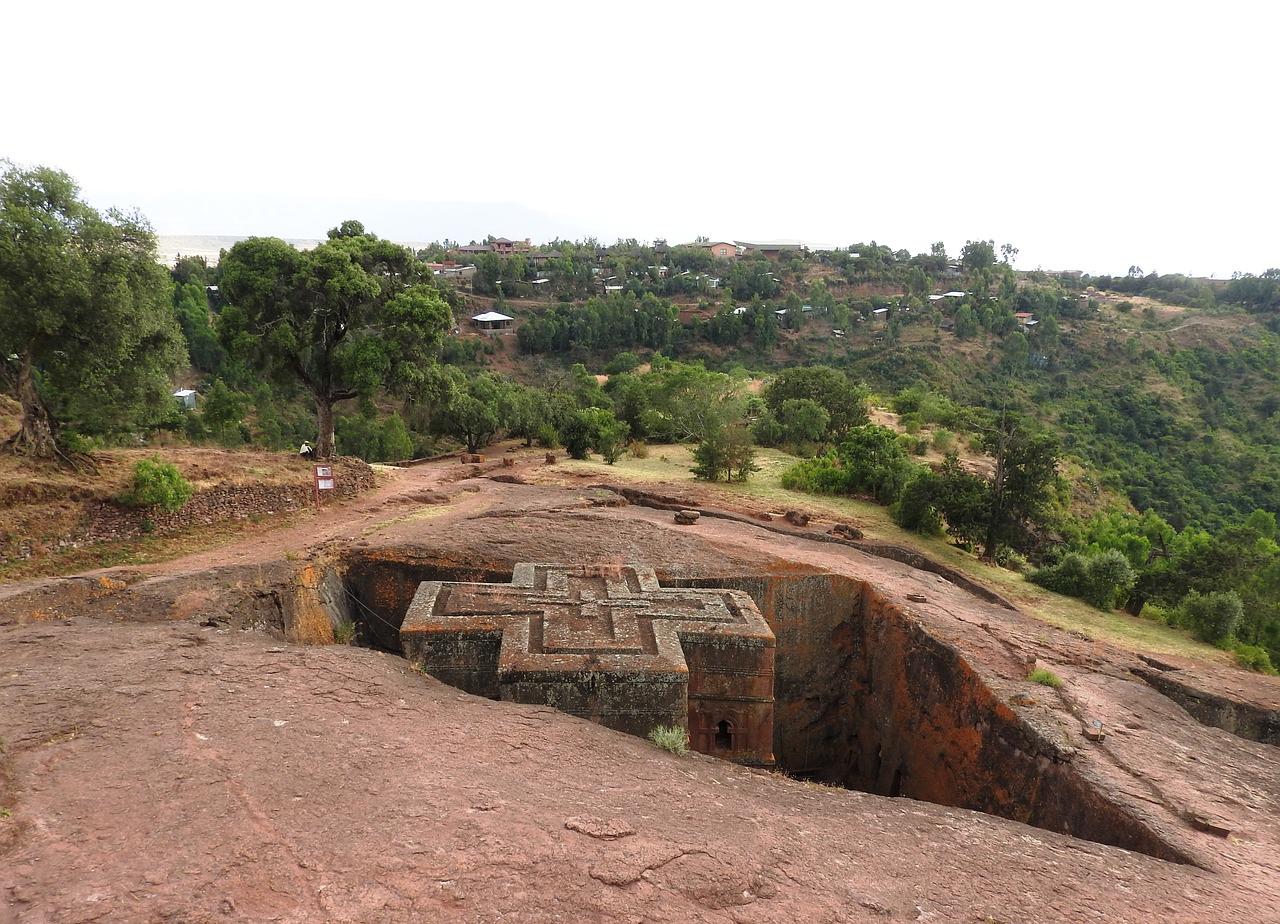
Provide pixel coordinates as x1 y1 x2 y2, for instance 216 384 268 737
4 349 59 458
315 396 336 460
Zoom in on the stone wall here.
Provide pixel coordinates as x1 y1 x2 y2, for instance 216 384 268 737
2 460 375 562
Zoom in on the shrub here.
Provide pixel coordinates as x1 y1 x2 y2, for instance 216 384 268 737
1030 549 1133 611
605 351 642 375
1082 549 1136 610
122 459 194 512
931 429 955 453
333 619 356 645
780 456 851 495
1233 643 1276 674
891 473 943 536
994 547 1030 573
1177 591 1243 647
648 724 689 755
560 411 598 460
1139 602 1169 622
751 412 784 447
692 426 756 483
1028 667 1063 688
840 425 923 504
1030 552 1090 596
627 439 649 459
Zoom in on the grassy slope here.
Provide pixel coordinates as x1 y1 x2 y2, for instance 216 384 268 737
556 443 1230 665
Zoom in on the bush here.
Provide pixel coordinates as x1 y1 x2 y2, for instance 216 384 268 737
1028 667 1063 688
692 426 756 483
1029 549 1134 611
627 439 649 459
1233 643 1276 674
780 456 851 495
122 459 194 512
751 412 784 447
891 473 943 536
931 429 955 453
1082 549 1136 610
1030 552 1089 596
605 351 642 375
1139 602 1169 622
647 724 689 755
839 425 923 504
560 412 597 460
1177 591 1243 647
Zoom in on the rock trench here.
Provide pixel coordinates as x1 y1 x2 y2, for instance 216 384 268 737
316 548 1195 865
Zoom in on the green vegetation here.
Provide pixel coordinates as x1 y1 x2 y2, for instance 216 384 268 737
1028 667 1063 689
0 164 184 460
122 459 194 512
647 724 689 755
333 619 357 645
218 221 452 459
5 161 1279 674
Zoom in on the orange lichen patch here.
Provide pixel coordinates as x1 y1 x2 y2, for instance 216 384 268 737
287 564 336 646
94 576 128 595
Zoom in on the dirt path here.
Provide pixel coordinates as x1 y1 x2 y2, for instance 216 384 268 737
0 454 509 602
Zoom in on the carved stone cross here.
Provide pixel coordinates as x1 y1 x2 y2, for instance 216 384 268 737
401 563 775 765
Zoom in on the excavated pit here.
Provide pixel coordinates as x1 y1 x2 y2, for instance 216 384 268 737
336 551 1192 864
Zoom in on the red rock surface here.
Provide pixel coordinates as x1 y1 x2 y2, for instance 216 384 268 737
2 457 1278 922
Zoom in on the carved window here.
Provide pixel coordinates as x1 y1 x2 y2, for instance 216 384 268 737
714 719 734 750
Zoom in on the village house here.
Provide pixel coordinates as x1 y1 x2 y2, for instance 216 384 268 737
452 237 533 256
701 241 738 260
736 241 807 260
427 262 477 284
1015 311 1035 327
471 310 514 333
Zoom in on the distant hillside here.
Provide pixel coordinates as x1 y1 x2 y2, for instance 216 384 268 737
156 234 440 266
156 235 323 267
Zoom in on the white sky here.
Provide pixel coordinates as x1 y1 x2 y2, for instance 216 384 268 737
3 0 1276 276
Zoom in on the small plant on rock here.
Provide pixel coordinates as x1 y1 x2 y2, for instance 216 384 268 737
333 619 357 645
1028 667 1063 688
648 724 689 756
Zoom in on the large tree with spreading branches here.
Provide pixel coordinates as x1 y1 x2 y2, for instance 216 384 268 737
217 222 452 459
0 163 184 463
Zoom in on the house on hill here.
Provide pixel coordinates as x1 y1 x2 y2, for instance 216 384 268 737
700 241 738 260
490 237 531 255
471 310 514 332
452 238 533 256
1015 311 1035 327
736 241 807 260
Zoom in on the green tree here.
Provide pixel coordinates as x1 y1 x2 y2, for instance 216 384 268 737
448 393 498 454
561 409 600 460
582 407 629 464
1001 330 1030 370
0 164 185 460
693 423 756 482
777 398 830 446
764 366 868 438
201 379 249 444
982 416 1060 558
218 228 450 458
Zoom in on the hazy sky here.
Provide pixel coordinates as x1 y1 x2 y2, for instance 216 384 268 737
4 1 1276 276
